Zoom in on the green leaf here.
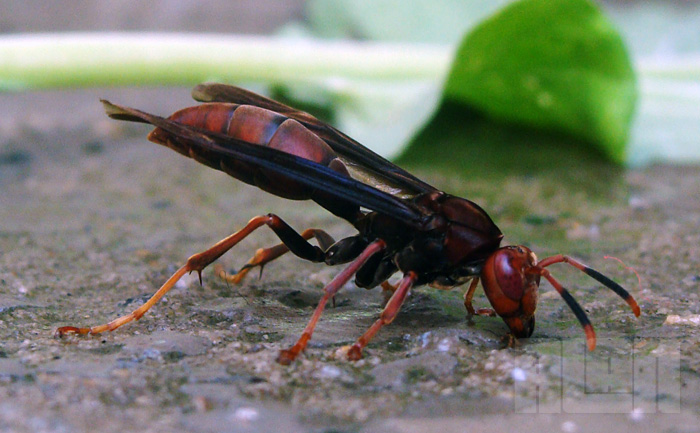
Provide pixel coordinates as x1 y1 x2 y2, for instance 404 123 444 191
444 0 637 163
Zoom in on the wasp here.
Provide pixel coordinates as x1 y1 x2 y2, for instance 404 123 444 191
56 84 640 363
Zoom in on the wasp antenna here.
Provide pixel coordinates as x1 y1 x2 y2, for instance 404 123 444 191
538 255 641 317
540 269 596 351
582 266 641 317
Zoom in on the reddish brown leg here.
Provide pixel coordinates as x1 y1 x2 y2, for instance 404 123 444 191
463 278 496 318
380 281 397 293
277 239 386 365
218 228 334 284
380 280 397 305
347 271 418 360
56 214 298 337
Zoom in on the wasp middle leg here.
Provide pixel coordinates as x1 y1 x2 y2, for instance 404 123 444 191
346 271 418 360
277 239 386 364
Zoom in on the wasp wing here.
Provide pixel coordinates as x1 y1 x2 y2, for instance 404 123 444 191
102 100 428 227
191 83 438 197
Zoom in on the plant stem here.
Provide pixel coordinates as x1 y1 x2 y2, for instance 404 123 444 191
2 32 697 90
0 33 452 91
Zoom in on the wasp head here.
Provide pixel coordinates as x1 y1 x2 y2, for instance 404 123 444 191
480 245 540 338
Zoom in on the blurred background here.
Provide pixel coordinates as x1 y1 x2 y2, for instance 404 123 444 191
2 0 698 52
1 0 698 52
1 0 698 165
0 0 306 34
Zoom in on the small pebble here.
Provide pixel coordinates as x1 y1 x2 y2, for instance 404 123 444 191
420 331 432 348
193 396 214 413
437 338 451 353
628 407 644 422
16 282 28 294
232 406 259 422
141 348 162 360
628 196 649 210
317 365 342 380
663 314 700 326
561 420 578 433
511 367 527 382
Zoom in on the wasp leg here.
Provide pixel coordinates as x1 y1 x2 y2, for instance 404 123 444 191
463 278 496 319
277 239 386 365
380 281 397 293
463 277 479 316
380 280 398 305
56 214 327 337
218 228 335 284
346 271 418 360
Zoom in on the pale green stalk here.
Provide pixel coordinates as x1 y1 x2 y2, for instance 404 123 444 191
0 32 697 92
0 33 451 90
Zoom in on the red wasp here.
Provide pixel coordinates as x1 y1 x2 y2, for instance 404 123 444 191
56 84 640 363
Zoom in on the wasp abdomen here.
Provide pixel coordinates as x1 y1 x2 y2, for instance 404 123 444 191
148 103 349 199
225 104 284 145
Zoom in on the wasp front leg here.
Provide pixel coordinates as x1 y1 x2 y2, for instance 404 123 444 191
463 278 496 319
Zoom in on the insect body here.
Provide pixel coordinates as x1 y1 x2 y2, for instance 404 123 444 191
56 84 640 363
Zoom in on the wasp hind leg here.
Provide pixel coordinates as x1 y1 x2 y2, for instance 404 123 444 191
217 228 336 284
56 214 329 337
